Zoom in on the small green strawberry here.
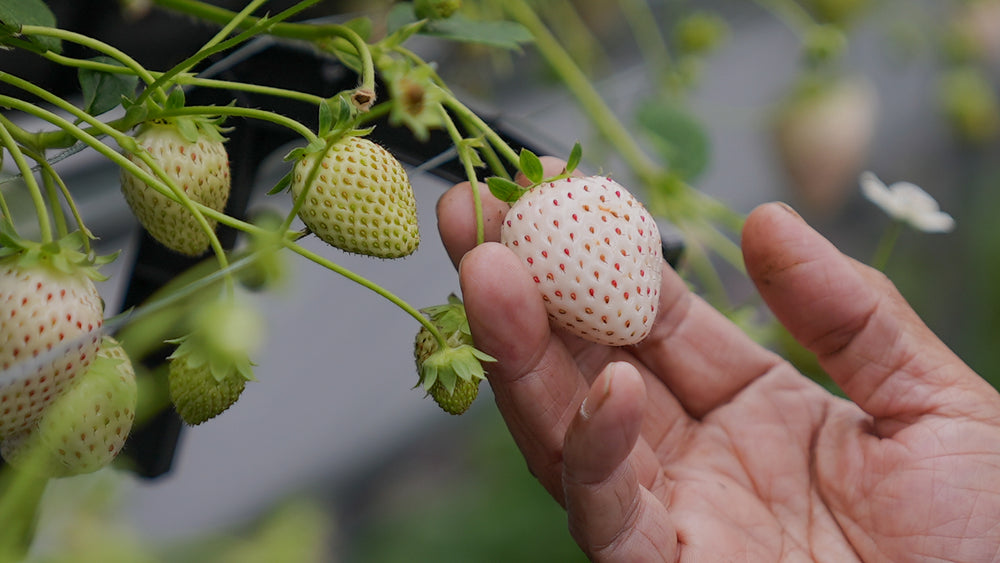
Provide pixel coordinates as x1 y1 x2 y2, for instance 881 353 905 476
290 135 419 258
166 300 259 425
0 232 107 440
414 295 494 415
0 337 137 477
168 355 247 426
120 118 231 256
414 0 462 20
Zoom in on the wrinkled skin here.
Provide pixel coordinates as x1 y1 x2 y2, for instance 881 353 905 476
435 158 1000 562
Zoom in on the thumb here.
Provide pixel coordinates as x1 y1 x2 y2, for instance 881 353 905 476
742 203 996 427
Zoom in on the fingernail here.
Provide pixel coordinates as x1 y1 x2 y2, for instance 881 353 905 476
580 364 616 420
774 201 803 221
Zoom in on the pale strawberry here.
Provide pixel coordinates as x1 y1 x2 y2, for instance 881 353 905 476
773 77 877 217
500 176 663 346
0 337 137 477
120 120 231 256
290 135 419 258
0 258 104 439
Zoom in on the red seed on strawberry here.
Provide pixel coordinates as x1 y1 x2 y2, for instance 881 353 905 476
500 176 663 346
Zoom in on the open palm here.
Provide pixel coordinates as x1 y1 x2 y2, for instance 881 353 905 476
436 165 1000 562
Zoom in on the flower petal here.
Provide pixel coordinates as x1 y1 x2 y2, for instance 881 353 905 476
859 172 897 216
908 211 956 233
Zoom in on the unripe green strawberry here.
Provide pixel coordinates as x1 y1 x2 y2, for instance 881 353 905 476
414 0 461 19
167 314 256 426
501 176 663 346
120 120 231 256
414 295 493 415
168 356 246 426
290 136 419 258
0 337 137 477
0 258 104 439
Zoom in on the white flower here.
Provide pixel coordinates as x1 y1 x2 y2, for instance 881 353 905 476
859 171 955 233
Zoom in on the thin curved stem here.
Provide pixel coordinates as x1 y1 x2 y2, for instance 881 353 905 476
282 239 449 347
19 25 165 104
0 123 51 242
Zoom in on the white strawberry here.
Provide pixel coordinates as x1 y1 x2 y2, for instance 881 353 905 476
0 256 104 440
120 119 231 256
0 337 137 477
500 176 663 346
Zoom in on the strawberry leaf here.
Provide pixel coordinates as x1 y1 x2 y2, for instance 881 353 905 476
519 148 544 184
487 177 527 203
78 57 138 116
268 170 293 195
566 142 583 174
0 0 60 53
635 99 710 181
424 16 533 50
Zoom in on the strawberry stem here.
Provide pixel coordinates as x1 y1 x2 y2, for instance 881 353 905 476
0 466 48 561
438 105 487 246
152 0 377 103
283 240 451 347
137 0 319 108
18 26 166 105
752 0 816 38
503 0 663 185
160 105 321 145
0 123 52 243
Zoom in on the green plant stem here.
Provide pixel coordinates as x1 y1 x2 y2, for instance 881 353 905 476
438 106 487 245
620 0 673 78
0 467 48 560
38 160 69 239
0 123 52 242
175 75 326 105
283 240 450 348
160 105 320 145
138 0 321 107
504 0 663 185
152 0 377 95
18 25 165 104
35 157 92 250
871 220 902 271
442 97 519 168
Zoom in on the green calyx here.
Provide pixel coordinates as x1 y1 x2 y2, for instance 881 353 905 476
0 224 117 281
166 326 257 385
419 344 493 395
415 294 496 395
486 143 583 203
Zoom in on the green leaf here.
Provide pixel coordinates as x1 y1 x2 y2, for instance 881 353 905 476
518 148 544 184
635 99 710 181
0 0 60 53
78 57 139 116
268 170 293 195
384 3 427 48
424 16 533 50
565 142 583 174
318 100 334 136
487 177 527 203
165 86 186 110
342 16 372 41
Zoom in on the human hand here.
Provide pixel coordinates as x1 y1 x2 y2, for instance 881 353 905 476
435 159 1000 562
